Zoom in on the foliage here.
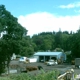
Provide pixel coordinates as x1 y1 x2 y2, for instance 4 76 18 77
0 5 27 74
55 30 63 48
32 29 80 60
0 70 60 80
54 48 63 52
32 31 71 52
19 36 35 57
35 69 59 80
71 29 80 58
32 32 55 51
1 3 80 75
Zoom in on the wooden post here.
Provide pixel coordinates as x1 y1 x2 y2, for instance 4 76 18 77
57 69 74 80
66 72 71 80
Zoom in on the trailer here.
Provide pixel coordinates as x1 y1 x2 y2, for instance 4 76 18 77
75 58 80 68
28 58 37 63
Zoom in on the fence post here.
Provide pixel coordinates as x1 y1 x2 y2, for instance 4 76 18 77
66 72 71 80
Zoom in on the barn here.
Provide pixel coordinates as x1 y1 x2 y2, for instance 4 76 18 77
34 52 66 62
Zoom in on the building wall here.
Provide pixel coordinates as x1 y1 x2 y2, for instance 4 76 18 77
33 52 66 62
62 53 66 61
34 56 39 62
57 52 66 61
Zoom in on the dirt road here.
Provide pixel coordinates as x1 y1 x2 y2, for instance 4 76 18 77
10 61 80 75
26 62 80 74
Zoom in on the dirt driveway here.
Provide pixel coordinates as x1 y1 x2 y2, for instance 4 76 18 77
10 61 80 75
26 62 80 75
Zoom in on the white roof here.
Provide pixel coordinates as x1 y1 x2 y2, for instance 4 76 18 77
34 52 62 56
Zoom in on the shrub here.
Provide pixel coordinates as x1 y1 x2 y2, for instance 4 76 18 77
0 69 60 80
35 69 59 80
9 73 34 80
0 77 11 80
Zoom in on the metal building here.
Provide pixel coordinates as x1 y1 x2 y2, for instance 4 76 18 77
34 52 66 62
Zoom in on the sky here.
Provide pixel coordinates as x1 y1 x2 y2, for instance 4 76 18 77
1 0 80 36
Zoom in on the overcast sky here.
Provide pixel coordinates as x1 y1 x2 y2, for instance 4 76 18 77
1 0 80 36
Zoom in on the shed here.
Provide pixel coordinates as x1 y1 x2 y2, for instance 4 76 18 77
34 52 66 62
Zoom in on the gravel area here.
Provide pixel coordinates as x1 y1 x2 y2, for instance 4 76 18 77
9 61 80 75
26 62 80 75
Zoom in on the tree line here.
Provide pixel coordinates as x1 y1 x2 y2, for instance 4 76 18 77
32 30 80 58
0 5 80 74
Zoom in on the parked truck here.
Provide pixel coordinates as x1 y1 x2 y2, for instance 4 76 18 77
75 58 80 68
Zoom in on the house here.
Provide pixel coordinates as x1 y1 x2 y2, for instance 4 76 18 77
34 52 66 62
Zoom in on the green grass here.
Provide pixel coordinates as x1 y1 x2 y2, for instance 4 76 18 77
0 69 60 80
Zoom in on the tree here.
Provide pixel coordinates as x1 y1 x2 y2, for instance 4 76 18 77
19 36 35 57
61 32 70 51
55 31 63 48
0 5 27 74
71 29 80 58
32 32 55 51
32 34 44 51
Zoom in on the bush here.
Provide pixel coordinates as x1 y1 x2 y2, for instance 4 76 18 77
35 69 59 80
0 77 11 80
0 69 60 80
9 73 34 80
